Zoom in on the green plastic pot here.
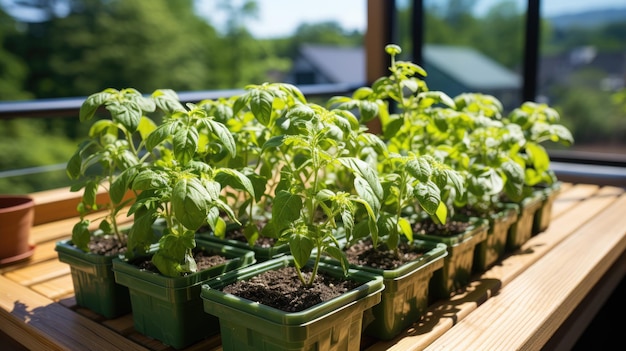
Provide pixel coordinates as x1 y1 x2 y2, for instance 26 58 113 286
473 203 519 272
414 217 489 301
55 239 131 319
342 240 447 340
533 181 562 234
506 191 544 251
201 255 384 351
112 239 255 349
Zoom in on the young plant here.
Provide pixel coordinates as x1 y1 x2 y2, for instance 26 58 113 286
215 83 309 245
121 96 255 277
66 88 159 252
369 153 464 251
260 100 382 286
506 102 574 188
445 93 527 211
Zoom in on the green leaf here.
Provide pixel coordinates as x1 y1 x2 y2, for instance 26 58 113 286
126 207 157 257
261 135 285 153
214 168 255 199
338 157 383 200
106 101 141 133
353 176 381 215
83 181 98 208
502 160 525 197
242 222 260 246
71 220 91 252
152 89 184 113
207 119 236 157
473 167 504 196
325 245 349 274
79 90 115 122
152 231 198 277
172 177 210 231
446 169 465 196
146 123 176 151
89 119 116 138
137 116 157 141
152 251 180 277
173 126 198 165
551 125 574 146
406 157 432 182
66 151 82 180
109 176 128 205
357 100 379 122
434 201 448 225
250 89 273 126
526 142 550 173
398 217 413 242
247 173 268 202
132 169 168 191
413 180 441 215
289 233 314 269
272 190 302 232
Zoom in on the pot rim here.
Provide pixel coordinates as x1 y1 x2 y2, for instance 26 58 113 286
0 195 35 214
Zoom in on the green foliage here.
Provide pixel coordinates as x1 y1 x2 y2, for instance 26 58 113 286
249 86 381 286
66 88 163 251
506 101 574 188
123 93 255 277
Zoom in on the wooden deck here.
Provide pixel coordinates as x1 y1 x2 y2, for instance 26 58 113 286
1 183 625 351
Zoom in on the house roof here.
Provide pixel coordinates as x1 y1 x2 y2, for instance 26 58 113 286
423 45 521 89
299 44 365 85
295 44 521 89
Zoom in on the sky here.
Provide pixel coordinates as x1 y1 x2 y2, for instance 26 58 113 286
2 0 624 36
195 0 626 38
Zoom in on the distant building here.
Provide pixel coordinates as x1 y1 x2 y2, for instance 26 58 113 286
287 44 365 86
538 46 626 99
287 43 523 110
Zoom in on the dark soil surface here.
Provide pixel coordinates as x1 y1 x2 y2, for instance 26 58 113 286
343 239 426 270
132 250 228 274
197 223 277 248
84 235 228 275
223 226 277 248
87 235 127 256
412 217 472 237
222 266 361 312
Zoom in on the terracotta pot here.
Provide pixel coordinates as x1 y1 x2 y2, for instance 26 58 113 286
0 195 35 265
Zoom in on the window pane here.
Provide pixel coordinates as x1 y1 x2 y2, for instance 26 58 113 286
539 0 626 154
419 0 526 112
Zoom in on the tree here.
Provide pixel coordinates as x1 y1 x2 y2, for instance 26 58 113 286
5 0 221 98
0 8 30 100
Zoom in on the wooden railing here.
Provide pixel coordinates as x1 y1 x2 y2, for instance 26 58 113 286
1 182 625 350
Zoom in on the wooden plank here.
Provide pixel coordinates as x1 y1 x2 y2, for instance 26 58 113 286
3 260 70 286
30 187 135 226
551 183 599 218
0 276 148 351
423 192 626 350
365 185 624 351
30 207 133 245
29 240 66 263
483 185 624 286
30 274 74 300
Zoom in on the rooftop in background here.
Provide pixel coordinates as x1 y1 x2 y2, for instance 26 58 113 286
288 44 521 109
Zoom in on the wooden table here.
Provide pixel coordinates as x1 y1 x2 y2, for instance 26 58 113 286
1 183 625 351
